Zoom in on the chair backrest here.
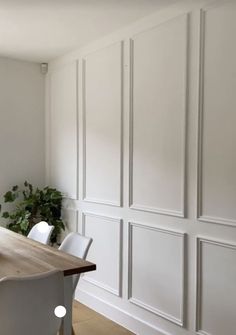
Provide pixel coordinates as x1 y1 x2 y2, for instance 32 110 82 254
0 270 64 335
59 232 92 292
27 221 54 245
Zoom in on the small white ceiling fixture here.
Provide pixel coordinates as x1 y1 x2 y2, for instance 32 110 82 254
0 0 178 63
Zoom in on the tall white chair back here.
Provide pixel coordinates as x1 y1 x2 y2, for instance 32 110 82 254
27 221 54 245
0 270 65 335
59 232 92 293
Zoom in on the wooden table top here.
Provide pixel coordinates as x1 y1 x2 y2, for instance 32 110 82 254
0 227 96 278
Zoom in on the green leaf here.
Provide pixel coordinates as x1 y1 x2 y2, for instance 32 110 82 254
20 219 29 232
4 191 15 202
1 182 64 243
2 211 9 218
29 183 33 193
8 223 21 233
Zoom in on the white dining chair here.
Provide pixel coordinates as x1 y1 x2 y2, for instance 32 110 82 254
0 270 65 335
59 232 93 293
27 221 54 244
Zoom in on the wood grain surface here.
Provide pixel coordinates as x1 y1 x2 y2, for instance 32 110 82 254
0 227 96 278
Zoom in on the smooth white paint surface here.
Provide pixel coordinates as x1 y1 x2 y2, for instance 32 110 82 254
50 62 77 199
83 42 122 206
82 213 122 297
0 0 178 62
129 223 185 325
131 14 187 216
199 1 236 224
0 57 45 201
197 238 236 335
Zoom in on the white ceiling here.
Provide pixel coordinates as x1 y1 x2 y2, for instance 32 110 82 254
0 0 178 63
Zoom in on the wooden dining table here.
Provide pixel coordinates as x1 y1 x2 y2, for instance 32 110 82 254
0 226 96 335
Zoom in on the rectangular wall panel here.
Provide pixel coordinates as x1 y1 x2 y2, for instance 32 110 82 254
50 62 77 199
82 42 123 206
128 222 185 326
82 213 122 296
198 2 236 225
196 238 236 335
130 14 188 217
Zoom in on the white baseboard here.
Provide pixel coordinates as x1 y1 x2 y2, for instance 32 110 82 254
75 288 172 335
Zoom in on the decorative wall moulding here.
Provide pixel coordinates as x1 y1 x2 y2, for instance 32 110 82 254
128 14 189 219
196 1 236 226
77 287 171 335
129 203 185 218
49 61 78 200
81 41 124 208
82 212 123 297
82 197 121 208
195 236 236 335
128 222 186 326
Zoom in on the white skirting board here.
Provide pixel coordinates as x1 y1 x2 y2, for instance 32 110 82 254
75 289 171 335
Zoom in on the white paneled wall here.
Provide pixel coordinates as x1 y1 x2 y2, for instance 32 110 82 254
82 42 123 206
82 213 122 296
128 223 185 326
46 1 236 335
196 238 236 335
130 14 187 217
49 62 77 199
197 1 236 225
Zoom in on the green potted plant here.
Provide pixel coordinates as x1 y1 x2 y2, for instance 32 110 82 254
0 181 65 244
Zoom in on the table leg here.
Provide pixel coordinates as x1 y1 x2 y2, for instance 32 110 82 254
60 275 73 335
